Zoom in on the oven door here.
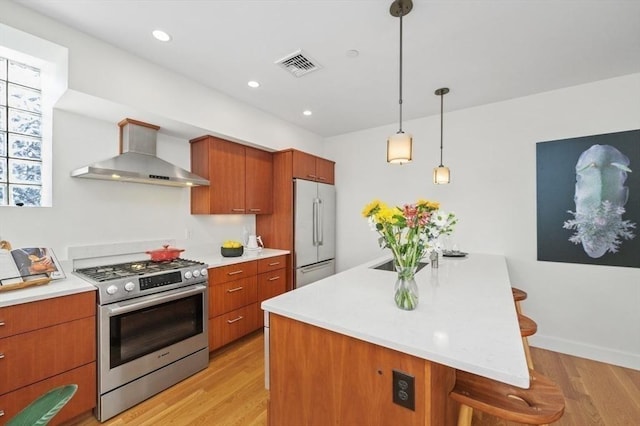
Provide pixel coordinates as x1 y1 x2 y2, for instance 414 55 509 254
98 283 208 394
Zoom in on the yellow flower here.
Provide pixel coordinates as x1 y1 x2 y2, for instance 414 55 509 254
417 199 440 211
375 206 401 224
362 199 386 217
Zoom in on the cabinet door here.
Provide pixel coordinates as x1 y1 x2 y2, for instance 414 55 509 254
0 317 95 394
257 269 286 327
209 304 259 351
315 157 335 185
209 276 257 317
209 138 246 213
0 362 96 425
292 150 317 181
245 147 273 214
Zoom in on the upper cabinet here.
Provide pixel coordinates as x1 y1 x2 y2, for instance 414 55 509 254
190 136 273 215
292 150 335 185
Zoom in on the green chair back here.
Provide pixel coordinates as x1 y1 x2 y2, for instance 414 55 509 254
7 384 78 426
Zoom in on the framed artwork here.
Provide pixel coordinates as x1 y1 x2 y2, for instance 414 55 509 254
536 129 639 268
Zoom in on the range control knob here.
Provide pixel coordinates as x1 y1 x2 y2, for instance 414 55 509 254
193 269 201 278
124 282 135 292
106 285 118 295
184 271 193 280
201 268 208 277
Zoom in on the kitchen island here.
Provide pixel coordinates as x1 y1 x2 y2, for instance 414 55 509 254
262 253 528 426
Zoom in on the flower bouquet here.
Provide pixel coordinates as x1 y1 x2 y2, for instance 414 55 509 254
362 199 457 310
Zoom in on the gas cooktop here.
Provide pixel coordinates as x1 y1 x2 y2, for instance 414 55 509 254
75 258 205 282
75 258 209 304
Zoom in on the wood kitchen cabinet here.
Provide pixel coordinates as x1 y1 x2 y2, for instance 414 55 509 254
190 136 273 214
292 149 335 184
208 255 288 351
0 291 97 425
256 149 334 290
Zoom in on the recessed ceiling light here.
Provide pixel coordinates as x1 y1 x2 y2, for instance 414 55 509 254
152 30 172 42
303 110 312 116
247 81 260 88
346 49 360 58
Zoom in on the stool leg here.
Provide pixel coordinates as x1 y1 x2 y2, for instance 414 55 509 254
515 300 523 315
458 404 473 426
523 336 534 370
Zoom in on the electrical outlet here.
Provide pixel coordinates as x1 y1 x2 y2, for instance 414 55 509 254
392 369 415 410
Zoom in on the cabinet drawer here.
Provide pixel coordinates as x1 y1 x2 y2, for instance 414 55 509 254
210 261 257 284
0 316 96 394
209 304 259 351
0 362 96 425
0 291 95 339
257 269 287 303
209 276 257 317
257 255 287 274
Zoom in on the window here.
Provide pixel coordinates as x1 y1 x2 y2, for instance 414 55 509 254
0 56 43 206
0 22 68 207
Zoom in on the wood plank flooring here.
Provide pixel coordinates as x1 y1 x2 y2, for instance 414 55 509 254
69 331 639 426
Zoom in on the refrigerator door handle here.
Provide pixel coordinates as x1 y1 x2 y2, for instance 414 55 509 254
317 198 324 246
312 198 319 246
300 260 333 273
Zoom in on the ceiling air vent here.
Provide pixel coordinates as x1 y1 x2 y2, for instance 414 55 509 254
275 49 322 77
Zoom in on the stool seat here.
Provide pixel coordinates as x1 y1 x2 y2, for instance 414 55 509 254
519 314 538 337
450 369 565 425
512 287 528 302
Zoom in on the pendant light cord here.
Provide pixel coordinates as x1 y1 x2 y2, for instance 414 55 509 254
398 9 404 133
439 91 444 166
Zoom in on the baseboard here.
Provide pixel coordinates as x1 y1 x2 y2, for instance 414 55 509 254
531 334 640 371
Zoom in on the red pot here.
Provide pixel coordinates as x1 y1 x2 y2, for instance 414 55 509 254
146 244 185 262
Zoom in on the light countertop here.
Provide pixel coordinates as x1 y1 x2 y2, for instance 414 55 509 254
262 253 530 388
1 246 289 308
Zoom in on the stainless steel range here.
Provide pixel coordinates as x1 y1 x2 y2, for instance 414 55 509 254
75 257 209 422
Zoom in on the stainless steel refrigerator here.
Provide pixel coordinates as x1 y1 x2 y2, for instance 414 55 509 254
294 179 336 288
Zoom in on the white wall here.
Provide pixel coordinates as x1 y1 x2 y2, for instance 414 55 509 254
324 73 640 370
0 2 323 258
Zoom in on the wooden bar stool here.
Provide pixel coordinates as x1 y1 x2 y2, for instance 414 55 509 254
519 314 537 370
512 287 528 314
450 369 565 426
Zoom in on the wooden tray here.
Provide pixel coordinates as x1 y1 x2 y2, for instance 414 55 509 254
0 276 52 292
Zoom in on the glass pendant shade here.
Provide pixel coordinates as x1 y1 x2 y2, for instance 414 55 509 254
433 165 450 184
387 132 413 164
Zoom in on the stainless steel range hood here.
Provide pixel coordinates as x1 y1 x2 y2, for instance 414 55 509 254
71 118 209 187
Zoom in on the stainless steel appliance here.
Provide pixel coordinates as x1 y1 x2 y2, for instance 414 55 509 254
75 257 209 422
294 179 336 287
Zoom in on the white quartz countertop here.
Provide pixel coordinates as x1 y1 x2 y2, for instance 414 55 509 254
1 247 289 308
183 247 289 268
262 253 530 388
0 265 95 308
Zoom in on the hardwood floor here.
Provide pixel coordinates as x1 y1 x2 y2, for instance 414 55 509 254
68 331 639 426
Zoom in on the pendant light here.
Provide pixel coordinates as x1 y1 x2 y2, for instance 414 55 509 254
433 87 450 184
387 0 413 165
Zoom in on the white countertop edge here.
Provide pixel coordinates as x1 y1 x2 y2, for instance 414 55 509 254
184 247 290 268
0 275 95 308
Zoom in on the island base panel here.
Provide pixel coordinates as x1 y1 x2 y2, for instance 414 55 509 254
267 313 457 426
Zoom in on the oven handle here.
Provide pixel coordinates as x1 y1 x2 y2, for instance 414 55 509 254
106 284 207 316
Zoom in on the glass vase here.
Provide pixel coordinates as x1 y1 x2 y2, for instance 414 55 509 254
394 266 419 310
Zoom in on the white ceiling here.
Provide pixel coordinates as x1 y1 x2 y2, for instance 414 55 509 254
12 0 640 138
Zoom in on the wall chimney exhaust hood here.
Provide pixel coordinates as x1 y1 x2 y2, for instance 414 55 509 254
71 118 209 187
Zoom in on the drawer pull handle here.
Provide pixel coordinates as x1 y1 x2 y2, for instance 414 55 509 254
268 276 281 281
308 174 317 179
228 270 243 276
231 208 245 212
268 262 280 266
0 409 4 417
318 176 327 181
0 353 5 359
0 321 5 326
227 316 244 324
227 286 244 293
249 208 261 212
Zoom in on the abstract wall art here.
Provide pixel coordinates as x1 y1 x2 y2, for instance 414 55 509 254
536 129 639 268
